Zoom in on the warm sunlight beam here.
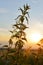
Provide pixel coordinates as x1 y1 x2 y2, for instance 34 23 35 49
29 33 41 43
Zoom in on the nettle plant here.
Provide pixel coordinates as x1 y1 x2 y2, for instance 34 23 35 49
9 4 30 51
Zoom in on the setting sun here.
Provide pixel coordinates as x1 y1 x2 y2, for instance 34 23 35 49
29 33 41 43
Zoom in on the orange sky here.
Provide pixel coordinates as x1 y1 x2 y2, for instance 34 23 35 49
0 31 10 42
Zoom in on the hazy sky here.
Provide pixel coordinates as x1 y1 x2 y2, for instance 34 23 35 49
0 0 43 42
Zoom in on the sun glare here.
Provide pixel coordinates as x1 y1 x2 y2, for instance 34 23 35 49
29 33 41 43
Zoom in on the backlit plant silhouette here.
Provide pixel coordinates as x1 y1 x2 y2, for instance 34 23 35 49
9 4 30 50
8 4 30 65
